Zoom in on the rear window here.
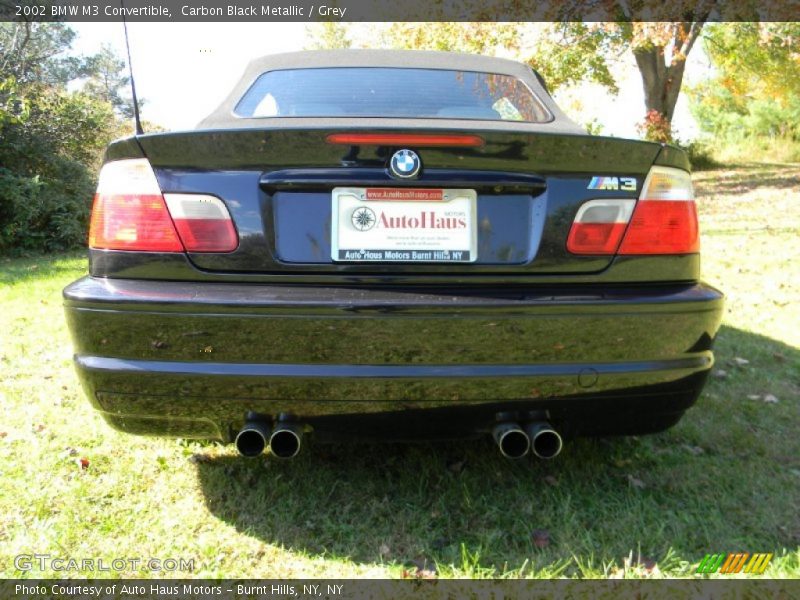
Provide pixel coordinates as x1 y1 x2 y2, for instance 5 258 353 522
234 67 552 123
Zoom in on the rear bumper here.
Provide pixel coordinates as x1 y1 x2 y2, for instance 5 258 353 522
63 277 723 442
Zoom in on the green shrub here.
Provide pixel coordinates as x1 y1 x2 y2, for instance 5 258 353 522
0 82 115 255
0 161 94 254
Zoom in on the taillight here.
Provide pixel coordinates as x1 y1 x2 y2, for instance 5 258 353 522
566 199 635 254
164 194 238 252
88 159 238 253
566 166 698 256
89 159 183 252
618 166 699 255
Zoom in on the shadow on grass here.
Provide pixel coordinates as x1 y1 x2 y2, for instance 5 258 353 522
693 164 800 195
194 325 799 575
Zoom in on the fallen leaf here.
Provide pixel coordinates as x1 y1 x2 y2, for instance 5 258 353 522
772 352 786 363
33 424 46 433
627 474 646 489
532 529 550 548
733 357 750 366
406 559 437 579
544 475 559 487
202 346 214 353
78 457 90 470
763 394 779 404
712 369 728 379
747 394 762 401
0 432 7 439
553 343 565 351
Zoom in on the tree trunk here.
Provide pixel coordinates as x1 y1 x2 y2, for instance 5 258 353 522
633 22 705 138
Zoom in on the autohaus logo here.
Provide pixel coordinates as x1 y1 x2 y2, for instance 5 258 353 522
351 207 376 231
389 149 421 179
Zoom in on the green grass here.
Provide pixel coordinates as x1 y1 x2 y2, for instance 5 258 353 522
0 163 798 579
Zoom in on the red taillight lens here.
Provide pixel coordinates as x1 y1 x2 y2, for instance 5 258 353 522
88 159 238 253
618 166 699 255
89 159 183 252
566 199 635 255
618 200 699 254
164 194 238 253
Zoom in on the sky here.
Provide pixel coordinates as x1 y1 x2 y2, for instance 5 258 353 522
70 22 709 139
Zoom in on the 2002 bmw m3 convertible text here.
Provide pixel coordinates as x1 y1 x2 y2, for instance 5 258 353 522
63 50 724 460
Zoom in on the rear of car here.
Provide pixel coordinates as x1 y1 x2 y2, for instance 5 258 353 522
63 50 723 459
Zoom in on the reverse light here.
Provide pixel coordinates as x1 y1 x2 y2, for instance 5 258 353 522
566 199 635 255
618 166 699 255
88 159 238 253
164 194 238 252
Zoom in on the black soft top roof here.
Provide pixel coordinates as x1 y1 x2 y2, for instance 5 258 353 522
197 49 584 134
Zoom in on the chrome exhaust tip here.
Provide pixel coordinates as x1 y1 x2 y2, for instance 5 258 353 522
493 423 530 459
525 422 563 459
269 422 303 459
235 421 271 457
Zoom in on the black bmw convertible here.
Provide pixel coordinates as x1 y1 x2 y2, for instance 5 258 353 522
63 50 723 460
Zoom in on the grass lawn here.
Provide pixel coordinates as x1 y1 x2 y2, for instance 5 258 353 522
0 164 798 579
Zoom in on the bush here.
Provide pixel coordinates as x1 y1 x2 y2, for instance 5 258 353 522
0 82 115 255
0 161 94 254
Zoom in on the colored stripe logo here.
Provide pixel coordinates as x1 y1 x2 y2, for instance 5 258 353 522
696 552 773 574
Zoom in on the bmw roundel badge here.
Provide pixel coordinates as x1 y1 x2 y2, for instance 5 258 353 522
389 149 421 179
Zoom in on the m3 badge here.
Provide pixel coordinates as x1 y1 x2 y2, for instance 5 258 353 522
587 176 637 191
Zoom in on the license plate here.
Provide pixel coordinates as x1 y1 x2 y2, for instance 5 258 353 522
331 187 477 262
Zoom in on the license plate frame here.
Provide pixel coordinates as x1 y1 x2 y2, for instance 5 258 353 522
331 187 478 263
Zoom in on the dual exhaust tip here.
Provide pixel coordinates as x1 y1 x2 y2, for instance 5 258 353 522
236 420 561 460
235 421 303 459
493 421 563 459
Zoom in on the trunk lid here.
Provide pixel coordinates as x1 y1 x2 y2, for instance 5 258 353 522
134 128 661 276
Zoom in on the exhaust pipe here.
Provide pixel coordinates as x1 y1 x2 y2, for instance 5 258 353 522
269 422 303 459
493 423 530 459
525 422 563 459
235 421 271 457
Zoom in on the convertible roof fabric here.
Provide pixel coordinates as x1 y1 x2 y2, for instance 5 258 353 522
196 50 584 134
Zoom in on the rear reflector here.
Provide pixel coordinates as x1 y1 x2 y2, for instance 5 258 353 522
326 133 484 147
164 194 238 252
89 159 239 253
618 166 699 255
567 199 635 255
89 159 183 252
